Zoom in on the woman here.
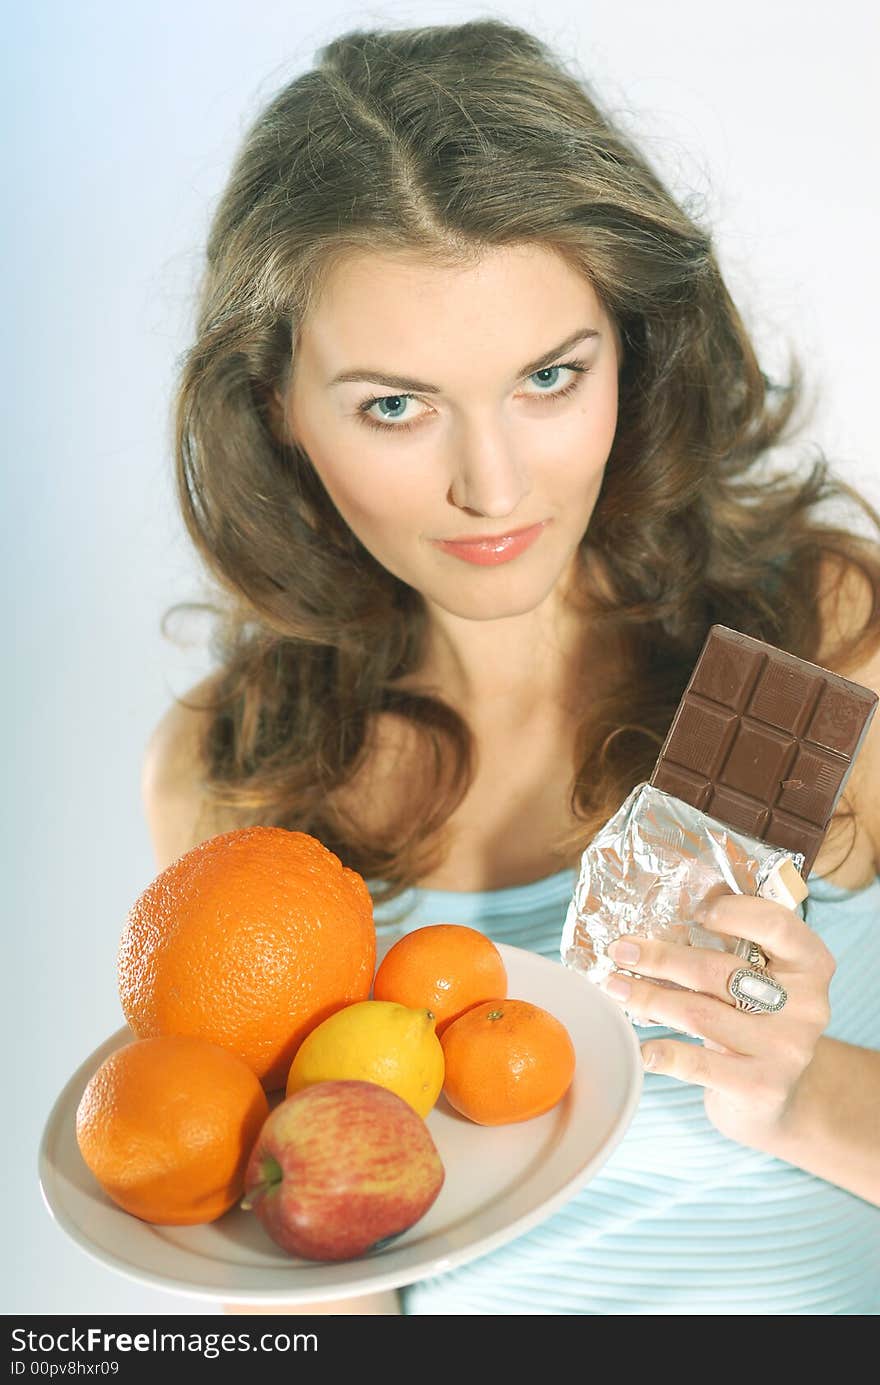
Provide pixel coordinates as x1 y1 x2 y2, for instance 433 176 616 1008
144 19 880 1313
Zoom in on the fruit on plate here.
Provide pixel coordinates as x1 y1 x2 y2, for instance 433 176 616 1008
75 1034 269 1224
242 1079 445 1261
440 998 576 1125
373 923 508 1035
117 827 376 1090
286 999 444 1118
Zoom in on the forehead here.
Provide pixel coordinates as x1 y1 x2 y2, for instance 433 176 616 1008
297 245 610 367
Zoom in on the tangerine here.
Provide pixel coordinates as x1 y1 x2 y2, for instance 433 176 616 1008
440 998 576 1125
373 923 507 1035
75 1034 269 1224
117 827 376 1090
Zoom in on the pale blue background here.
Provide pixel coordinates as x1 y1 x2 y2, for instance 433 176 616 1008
5 0 878 1315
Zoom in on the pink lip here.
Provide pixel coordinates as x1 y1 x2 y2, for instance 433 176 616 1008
431 520 549 566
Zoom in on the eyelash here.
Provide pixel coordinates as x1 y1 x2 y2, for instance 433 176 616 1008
355 358 592 434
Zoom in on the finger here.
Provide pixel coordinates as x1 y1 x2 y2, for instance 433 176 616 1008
601 970 767 1052
607 935 797 1020
696 893 825 969
640 1038 753 1091
607 933 750 1004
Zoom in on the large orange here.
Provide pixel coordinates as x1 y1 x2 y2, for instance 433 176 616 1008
372 923 507 1035
118 827 376 1090
440 998 576 1125
75 1034 269 1224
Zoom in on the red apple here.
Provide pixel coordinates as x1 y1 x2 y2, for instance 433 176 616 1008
240 1079 445 1261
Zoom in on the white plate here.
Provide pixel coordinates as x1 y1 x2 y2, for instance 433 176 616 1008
39 942 643 1305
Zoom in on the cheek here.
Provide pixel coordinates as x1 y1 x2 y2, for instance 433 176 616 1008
306 443 434 585
581 365 619 452
545 375 618 494
304 436 430 543
289 398 407 528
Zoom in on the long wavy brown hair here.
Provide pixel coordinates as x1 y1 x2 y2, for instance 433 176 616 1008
165 18 880 908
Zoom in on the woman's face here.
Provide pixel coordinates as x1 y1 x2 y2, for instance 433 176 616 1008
275 244 621 624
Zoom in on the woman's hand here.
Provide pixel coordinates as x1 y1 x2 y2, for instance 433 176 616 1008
601 893 837 1151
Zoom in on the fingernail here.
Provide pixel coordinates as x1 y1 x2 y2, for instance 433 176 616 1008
603 974 632 1000
607 938 640 965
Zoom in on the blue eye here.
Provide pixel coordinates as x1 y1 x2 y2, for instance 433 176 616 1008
356 358 592 434
367 395 411 425
530 365 567 390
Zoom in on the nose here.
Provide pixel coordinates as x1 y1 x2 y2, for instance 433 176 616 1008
446 422 531 519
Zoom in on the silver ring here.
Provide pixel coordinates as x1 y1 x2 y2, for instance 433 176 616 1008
745 942 769 971
728 967 787 1015
734 937 769 971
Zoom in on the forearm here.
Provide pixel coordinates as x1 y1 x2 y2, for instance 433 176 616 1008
755 1036 880 1205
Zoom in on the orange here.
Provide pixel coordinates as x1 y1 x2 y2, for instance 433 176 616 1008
75 1034 269 1225
440 998 576 1125
373 924 507 1036
117 827 376 1090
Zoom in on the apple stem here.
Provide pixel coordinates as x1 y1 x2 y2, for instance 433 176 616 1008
239 1154 283 1212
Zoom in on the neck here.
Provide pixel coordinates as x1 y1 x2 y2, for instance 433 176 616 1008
413 552 615 729
419 609 585 729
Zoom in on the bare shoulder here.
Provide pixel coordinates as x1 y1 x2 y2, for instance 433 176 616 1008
813 551 878 668
141 672 241 872
812 552 880 874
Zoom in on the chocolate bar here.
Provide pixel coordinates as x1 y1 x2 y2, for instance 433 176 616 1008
650 625 878 878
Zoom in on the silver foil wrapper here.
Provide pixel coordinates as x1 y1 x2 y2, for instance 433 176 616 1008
560 782 805 1029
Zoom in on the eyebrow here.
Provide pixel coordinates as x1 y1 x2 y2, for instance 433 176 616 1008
327 327 601 392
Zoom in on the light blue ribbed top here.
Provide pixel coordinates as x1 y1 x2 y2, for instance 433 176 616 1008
367 867 880 1315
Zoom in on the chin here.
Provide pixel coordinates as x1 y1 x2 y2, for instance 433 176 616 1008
424 570 562 621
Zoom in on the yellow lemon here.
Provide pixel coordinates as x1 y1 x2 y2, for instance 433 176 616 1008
285 1000 444 1117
